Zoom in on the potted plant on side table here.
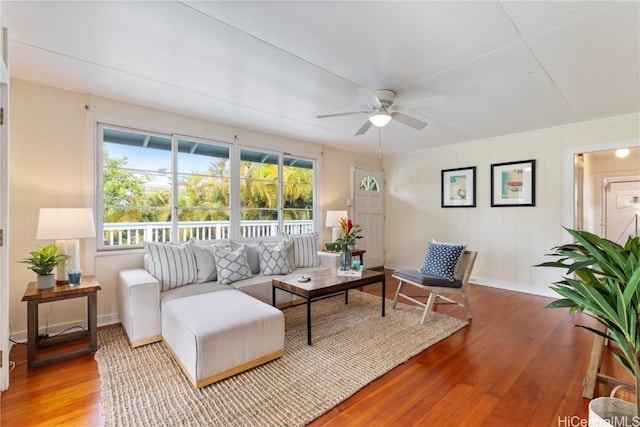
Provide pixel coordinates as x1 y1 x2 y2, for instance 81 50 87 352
334 217 362 272
19 243 70 289
538 228 640 426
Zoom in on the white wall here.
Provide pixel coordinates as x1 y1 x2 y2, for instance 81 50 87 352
8 78 382 338
384 113 640 297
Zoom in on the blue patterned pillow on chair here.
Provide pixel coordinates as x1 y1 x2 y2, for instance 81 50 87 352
419 240 466 282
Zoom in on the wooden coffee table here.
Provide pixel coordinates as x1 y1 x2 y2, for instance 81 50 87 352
272 269 386 345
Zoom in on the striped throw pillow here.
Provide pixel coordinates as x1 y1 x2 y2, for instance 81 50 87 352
286 233 319 268
143 241 197 292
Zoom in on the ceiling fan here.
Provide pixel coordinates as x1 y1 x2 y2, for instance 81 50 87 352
317 88 444 135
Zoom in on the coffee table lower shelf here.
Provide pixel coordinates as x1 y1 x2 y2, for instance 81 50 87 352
272 269 386 345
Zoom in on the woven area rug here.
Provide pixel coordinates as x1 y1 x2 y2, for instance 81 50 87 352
96 291 467 427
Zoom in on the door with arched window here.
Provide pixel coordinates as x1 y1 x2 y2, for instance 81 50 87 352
353 167 384 268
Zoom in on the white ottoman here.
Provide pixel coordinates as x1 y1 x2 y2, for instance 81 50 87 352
161 289 284 388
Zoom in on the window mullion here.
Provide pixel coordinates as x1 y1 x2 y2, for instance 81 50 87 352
171 135 179 243
229 145 241 241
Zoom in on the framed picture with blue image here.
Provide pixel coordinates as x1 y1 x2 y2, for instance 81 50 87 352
490 159 536 207
441 166 476 208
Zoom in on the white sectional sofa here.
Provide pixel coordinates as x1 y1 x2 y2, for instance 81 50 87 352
118 235 339 387
118 236 339 348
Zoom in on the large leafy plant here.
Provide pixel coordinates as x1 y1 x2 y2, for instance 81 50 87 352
19 243 70 276
538 228 640 414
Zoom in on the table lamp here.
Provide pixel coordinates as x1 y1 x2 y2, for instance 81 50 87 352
326 210 348 242
36 208 96 284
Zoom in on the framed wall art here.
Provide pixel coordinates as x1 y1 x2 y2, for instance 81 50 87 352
441 166 476 208
491 159 536 207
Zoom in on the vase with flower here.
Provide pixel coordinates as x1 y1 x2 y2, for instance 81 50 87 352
333 217 363 271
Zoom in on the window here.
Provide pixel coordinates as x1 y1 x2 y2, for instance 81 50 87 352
283 156 314 233
98 125 315 249
177 138 230 240
101 127 173 246
238 149 315 238
359 175 379 192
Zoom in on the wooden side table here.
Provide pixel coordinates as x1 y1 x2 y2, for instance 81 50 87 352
21 275 102 370
350 249 366 264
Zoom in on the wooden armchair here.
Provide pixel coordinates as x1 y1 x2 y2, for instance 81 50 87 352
391 250 477 324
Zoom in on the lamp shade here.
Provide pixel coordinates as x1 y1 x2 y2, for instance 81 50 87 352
326 210 348 227
369 111 392 127
36 208 96 239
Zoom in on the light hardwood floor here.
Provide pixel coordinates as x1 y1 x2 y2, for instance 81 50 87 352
1 269 630 426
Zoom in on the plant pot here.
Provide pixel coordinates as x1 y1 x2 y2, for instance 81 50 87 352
37 274 55 290
589 397 637 426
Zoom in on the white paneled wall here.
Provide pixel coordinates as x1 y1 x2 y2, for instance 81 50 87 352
384 113 639 297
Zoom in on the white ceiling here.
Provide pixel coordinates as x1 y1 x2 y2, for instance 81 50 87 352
3 1 639 156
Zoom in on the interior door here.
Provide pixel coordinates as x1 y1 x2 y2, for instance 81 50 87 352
352 167 384 268
604 178 640 244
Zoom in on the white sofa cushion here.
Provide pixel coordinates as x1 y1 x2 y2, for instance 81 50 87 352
213 245 253 285
143 241 197 292
257 242 291 275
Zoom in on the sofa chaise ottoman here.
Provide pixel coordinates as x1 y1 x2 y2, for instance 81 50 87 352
162 289 285 388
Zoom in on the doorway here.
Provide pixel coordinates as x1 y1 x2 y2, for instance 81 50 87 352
567 143 640 241
352 167 384 268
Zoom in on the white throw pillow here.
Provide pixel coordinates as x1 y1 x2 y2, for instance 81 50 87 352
285 233 319 268
189 241 224 283
213 245 253 285
257 243 292 275
143 241 197 292
230 241 261 274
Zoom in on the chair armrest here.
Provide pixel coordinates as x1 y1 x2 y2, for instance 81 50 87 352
318 251 340 268
118 269 162 347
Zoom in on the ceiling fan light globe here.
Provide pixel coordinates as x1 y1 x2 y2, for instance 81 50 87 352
369 112 392 127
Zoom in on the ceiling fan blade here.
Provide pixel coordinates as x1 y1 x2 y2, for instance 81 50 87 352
317 111 368 119
355 120 373 135
357 87 381 108
392 94 446 111
392 112 428 130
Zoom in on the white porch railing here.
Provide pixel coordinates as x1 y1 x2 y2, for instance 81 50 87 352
103 220 314 246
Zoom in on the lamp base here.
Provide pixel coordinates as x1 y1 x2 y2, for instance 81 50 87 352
55 238 80 284
331 227 341 242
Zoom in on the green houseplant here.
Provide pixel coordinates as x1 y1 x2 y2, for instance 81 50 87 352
19 243 70 289
538 228 640 421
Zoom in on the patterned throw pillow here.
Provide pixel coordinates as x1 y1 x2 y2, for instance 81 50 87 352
257 243 292 275
419 241 466 282
285 233 319 268
143 241 197 292
213 245 253 285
